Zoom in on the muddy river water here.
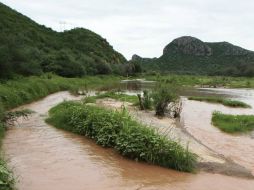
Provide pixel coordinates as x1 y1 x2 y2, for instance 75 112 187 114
2 89 254 190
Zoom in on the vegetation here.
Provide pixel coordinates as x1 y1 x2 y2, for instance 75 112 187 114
83 91 139 105
135 36 254 77
212 111 254 133
144 74 254 88
188 96 251 108
0 74 122 189
96 92 138 104
46 101 197 172
0 3 145 79
0 158 14 190
137 90 153 110
152 85 179 116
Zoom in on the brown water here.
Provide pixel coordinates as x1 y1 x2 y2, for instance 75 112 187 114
181 88 254 175
3 91 254 190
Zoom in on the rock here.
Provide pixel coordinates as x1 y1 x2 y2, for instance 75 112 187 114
165 100 182 118
163 36 212 56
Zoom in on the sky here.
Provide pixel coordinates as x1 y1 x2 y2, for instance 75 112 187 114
1 0 254 59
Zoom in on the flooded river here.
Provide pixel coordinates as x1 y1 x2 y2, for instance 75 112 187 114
2 90 254 190
182 88 254 175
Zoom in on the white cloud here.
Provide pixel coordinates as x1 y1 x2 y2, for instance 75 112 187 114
1 0 254 59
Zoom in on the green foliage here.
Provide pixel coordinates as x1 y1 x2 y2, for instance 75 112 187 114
188 96 251 108
0 74 121 189
212 111 254 133
0 158 14 190
145 74 254 88
0 74 121 110
137 90 153 110
96 92 139 104
0 3 127 78
152 85 179 116
136 37 254 77
46 102 197 172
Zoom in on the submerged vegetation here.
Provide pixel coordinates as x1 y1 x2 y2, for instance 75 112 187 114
46 101 197 172
212 111 254 133
188 96 251 108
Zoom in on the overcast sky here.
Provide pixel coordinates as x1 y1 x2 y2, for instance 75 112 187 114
1 0 254 59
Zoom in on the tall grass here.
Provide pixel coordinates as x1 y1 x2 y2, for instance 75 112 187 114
144 74 254 88
0 74 122 189
212 111 254 133
188 96 251 108
0 74 121 110
46 101 197 172
83 91 139 105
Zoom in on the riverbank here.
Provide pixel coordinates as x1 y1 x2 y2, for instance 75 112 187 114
0 74 122 189
3 91 254 190
144 74 254 88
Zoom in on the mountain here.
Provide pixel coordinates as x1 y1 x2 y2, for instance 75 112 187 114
133 36 254 76
0 3 127 78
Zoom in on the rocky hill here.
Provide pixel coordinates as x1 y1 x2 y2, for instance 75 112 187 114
133 36 254 76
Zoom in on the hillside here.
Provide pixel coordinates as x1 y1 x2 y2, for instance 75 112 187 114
0 3 127 78
133 36 254 76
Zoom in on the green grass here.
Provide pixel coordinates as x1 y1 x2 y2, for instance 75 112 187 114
83 91 139 105
188 96 251 108
0 74 122 189
144 74 254 88
212 111 254 133
0 74 122 110
96 92 138 104
46 101 197 172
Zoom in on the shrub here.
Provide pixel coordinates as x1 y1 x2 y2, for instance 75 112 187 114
137 90 152 110
152 85 179 116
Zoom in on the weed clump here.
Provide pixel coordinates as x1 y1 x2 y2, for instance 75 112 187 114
46 101 197 172
152 85 179 117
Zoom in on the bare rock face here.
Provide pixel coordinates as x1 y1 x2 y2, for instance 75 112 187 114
131 54 143 61
163 36 212 56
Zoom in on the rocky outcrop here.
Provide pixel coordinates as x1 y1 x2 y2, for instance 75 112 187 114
131 54 143 61
163 36 213 56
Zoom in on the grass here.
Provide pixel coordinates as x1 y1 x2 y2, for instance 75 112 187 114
212 111 254 133
188 96 251 108
83 91 139 105
46 101 197 172
0 74 122 189
144 74 254 88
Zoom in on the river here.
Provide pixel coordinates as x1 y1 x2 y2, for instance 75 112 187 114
2 90 254 190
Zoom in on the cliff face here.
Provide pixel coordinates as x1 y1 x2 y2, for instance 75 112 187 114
163 36 212 56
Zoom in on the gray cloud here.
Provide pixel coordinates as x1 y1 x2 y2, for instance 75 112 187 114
1 0 254 59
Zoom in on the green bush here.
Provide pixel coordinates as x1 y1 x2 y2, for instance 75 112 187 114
152 85 179 116
46 101 197 172
0 157 14 190
137 90 153 110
